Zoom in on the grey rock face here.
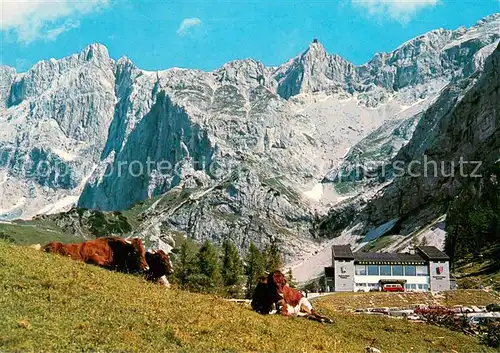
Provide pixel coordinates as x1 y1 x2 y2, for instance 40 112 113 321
135 169 316 259
8 44 112 107
80 91 215 211
274 42 355 99
320 43 500 253
0 44 115 219
0 16 499 265
0 66 16 108
323 105 425 185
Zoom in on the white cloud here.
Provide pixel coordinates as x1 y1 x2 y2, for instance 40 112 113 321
352 0 439 23
44 19 81 42
176 17 202 36
0 0 110 43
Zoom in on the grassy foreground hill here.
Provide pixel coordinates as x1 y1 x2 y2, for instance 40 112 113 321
0 241 496 353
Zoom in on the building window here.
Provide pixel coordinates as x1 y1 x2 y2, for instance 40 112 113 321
416 265 429 276
392 265 403 276
367 265 379 275
380 265 391 276
404 265 416 276
405 283 417 291
355 265 367 275
422 284 429 290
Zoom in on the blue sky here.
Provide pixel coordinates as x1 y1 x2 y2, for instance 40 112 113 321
1 0 499 72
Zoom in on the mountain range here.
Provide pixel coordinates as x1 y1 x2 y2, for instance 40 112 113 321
1 14 499 281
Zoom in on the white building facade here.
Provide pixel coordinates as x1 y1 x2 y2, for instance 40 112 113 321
324 245 451 292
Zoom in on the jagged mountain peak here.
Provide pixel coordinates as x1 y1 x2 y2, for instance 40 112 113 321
382 14 499 57
474 12 500 26
18 42 111 76
115 56 137 70
0 65 16 73
5 42 115 107
218 57 263 68
213 58 269 87
393 28 454 51
273 39 354 99
272 15 498 100
301 39 328 58
79 43 111 62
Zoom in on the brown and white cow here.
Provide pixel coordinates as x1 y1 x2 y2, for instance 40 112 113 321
144 249 174 287
252 270 333 324
42 237 149 274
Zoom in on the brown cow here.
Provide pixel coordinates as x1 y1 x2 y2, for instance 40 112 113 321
252 270 333 323
144 249 174 287
43 237 149 274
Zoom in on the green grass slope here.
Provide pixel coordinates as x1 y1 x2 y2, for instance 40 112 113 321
0 221 80 245
0 241 495 353
453 244 500 291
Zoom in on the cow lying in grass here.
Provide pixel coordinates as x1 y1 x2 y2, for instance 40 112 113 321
145 249 174 288
252 271 333 324
42 237 149 274
40 238 174 287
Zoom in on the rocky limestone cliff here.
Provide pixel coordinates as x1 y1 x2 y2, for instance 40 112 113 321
0 44 115 219
319 42 500 255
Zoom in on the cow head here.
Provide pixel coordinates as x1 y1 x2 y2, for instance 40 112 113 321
251 276 280 315
145 249 174 278
257 276 268 285
129 238 149 272
269 270 287 293
43 241 65 254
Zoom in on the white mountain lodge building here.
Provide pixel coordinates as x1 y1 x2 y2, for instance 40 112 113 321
324 245 451 292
